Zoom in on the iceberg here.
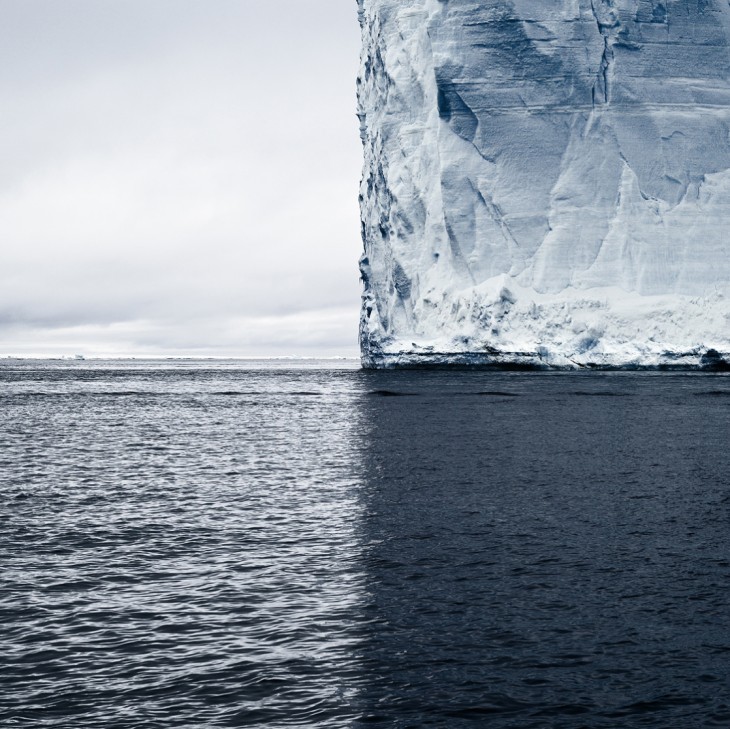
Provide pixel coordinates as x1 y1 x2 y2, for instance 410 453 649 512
357 0 730 368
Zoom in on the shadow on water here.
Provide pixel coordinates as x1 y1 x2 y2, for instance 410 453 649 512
352 371 730 728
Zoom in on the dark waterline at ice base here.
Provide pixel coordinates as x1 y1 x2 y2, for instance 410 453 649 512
2 360 729 727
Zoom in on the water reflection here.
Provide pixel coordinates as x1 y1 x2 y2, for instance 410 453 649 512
353 371 730 728
0 363 369 729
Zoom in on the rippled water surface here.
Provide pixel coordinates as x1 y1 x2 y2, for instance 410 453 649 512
2 360 729 728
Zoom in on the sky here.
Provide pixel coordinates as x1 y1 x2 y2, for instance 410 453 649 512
0 0 363 357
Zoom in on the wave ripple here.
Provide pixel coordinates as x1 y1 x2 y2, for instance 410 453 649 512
1 361 729 728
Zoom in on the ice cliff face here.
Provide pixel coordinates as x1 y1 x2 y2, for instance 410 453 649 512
357 0 730 368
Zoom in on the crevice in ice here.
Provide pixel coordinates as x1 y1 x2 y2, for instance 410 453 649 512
598 36 613 104
436 81 478 143
590 0 619 106
444 220 477 285
473 187 524 272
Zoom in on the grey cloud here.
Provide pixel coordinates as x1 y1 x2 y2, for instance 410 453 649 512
0 0 362 356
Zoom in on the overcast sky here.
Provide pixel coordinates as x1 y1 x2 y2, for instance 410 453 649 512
0 1 363 357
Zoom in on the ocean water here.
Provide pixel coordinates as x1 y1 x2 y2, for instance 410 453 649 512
2 359 729 728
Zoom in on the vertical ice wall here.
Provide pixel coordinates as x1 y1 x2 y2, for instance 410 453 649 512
357 0 730 368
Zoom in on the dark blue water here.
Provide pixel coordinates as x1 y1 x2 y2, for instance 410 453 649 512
2 360 729 728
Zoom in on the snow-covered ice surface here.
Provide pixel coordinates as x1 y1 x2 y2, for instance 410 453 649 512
357 0 730 369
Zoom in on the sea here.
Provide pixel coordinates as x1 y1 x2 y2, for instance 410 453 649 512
2 359 729 728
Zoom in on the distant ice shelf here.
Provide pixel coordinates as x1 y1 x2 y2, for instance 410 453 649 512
356 0 730 369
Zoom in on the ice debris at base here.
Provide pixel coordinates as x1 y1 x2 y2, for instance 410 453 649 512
357 0 730 369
